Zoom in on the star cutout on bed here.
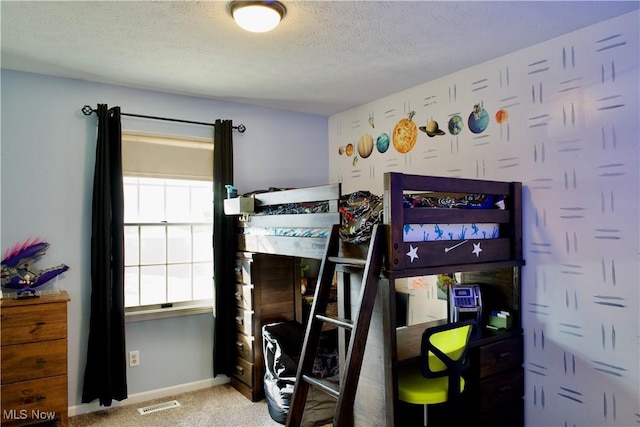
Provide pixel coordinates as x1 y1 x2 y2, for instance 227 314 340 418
472 242 483 257
407 245 419 263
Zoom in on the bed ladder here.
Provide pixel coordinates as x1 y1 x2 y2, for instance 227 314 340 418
286 223 386 427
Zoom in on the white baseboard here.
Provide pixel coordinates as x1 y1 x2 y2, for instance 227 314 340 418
69 376 230 417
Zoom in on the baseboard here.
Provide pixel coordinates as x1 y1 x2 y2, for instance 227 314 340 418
68 376 231 417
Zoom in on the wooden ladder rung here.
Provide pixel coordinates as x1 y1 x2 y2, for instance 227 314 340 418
315 314 353 330
287 224 385 427
327 256 367 267
301 375 340 399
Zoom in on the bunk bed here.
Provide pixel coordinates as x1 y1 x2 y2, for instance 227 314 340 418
235 172 522 276
230 172 524 426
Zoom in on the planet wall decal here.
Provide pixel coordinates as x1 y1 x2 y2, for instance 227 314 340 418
468 102 489 134
419 120 446 137
376 133 390 153
341 143 354 156
448 115 464 135
495 109 508 124
358 133 374 158
392 110 418 154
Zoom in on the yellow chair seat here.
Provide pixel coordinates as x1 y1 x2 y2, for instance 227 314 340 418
397 363 465 405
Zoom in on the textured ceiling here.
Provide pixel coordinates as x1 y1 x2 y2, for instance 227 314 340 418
1 1 638 116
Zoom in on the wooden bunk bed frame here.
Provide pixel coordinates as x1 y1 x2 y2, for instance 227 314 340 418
233 172 524 426
237 183 342 259
237 172 523 275
383 172 523 277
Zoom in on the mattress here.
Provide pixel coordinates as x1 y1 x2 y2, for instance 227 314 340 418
402 223 499 242
242 223 499 242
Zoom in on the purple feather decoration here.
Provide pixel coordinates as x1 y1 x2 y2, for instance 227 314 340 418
2 239 48 267
1 239 69 290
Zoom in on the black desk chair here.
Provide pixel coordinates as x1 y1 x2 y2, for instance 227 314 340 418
397 320 475 426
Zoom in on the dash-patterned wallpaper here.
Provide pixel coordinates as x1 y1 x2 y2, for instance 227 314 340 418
328 11 639 427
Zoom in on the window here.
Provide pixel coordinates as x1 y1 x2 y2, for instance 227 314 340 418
121 133 214 321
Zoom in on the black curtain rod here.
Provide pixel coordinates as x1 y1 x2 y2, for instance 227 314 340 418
81 105 246 133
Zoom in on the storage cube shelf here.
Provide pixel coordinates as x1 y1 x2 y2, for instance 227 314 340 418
224 197 255 215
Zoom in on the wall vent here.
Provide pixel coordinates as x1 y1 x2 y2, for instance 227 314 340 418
137 400 181 415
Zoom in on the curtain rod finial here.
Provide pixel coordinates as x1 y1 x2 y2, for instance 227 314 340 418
82 105 95 116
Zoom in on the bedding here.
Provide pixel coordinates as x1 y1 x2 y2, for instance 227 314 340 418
240 189 505 244
339 190 505 244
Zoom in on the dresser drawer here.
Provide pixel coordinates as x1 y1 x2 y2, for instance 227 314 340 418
235 308 253 337
479 399 524 427
1 339 67 384
479 336 523 378
1 375 68 423
478 368 524 413
235 258 252 285
235 284 253 310
1 303 67 346
235 332 254 362
233 358 255 387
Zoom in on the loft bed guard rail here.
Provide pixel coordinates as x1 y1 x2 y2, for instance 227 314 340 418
383 172 523 278
236 183 342 259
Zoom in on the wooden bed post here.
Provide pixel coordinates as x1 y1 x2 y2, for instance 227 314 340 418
384 172 406 273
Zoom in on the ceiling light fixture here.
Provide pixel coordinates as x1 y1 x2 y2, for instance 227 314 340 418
229 1 286 33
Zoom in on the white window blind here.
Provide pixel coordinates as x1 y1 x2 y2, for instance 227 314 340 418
122 133 213 181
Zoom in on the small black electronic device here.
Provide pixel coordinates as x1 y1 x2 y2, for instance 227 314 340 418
449 284 482 323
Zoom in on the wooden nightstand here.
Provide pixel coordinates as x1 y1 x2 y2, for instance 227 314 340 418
1 290 70 426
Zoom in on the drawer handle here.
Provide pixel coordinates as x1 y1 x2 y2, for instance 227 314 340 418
35 358 47 364
235 316 243 325
30 321 47 334
22 395 46 404
235 267 242 273
496 351 512 360
235 366 244 375
497 385 513 395
235 292 242 300
236 341 244 350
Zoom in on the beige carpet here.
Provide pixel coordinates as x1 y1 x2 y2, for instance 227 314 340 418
70 384 281 427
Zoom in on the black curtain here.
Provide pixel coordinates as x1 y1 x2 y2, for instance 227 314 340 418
82 104 127 406
213 119 236 377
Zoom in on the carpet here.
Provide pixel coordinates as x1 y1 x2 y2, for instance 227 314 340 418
69 384 281 427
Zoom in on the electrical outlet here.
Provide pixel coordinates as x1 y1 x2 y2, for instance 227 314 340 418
129 350 140 367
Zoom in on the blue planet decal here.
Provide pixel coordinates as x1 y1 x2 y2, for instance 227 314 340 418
468 103 489 134
448 115 464 135
376 133 390 153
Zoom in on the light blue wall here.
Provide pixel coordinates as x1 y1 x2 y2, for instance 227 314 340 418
0 70 328 408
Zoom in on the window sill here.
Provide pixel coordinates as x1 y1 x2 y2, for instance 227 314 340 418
125 303 212 323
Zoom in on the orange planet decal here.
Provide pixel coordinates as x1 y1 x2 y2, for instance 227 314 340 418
392 110 418 154
495 109 508 124
345 143 354 156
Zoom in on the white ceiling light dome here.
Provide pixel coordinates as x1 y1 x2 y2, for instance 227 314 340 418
229 1 287 33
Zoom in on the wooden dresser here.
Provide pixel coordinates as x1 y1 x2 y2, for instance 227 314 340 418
467 332 524 425
232 253 301 401
1 290 70 427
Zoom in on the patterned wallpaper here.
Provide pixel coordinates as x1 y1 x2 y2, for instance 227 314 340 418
328 11 639 427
